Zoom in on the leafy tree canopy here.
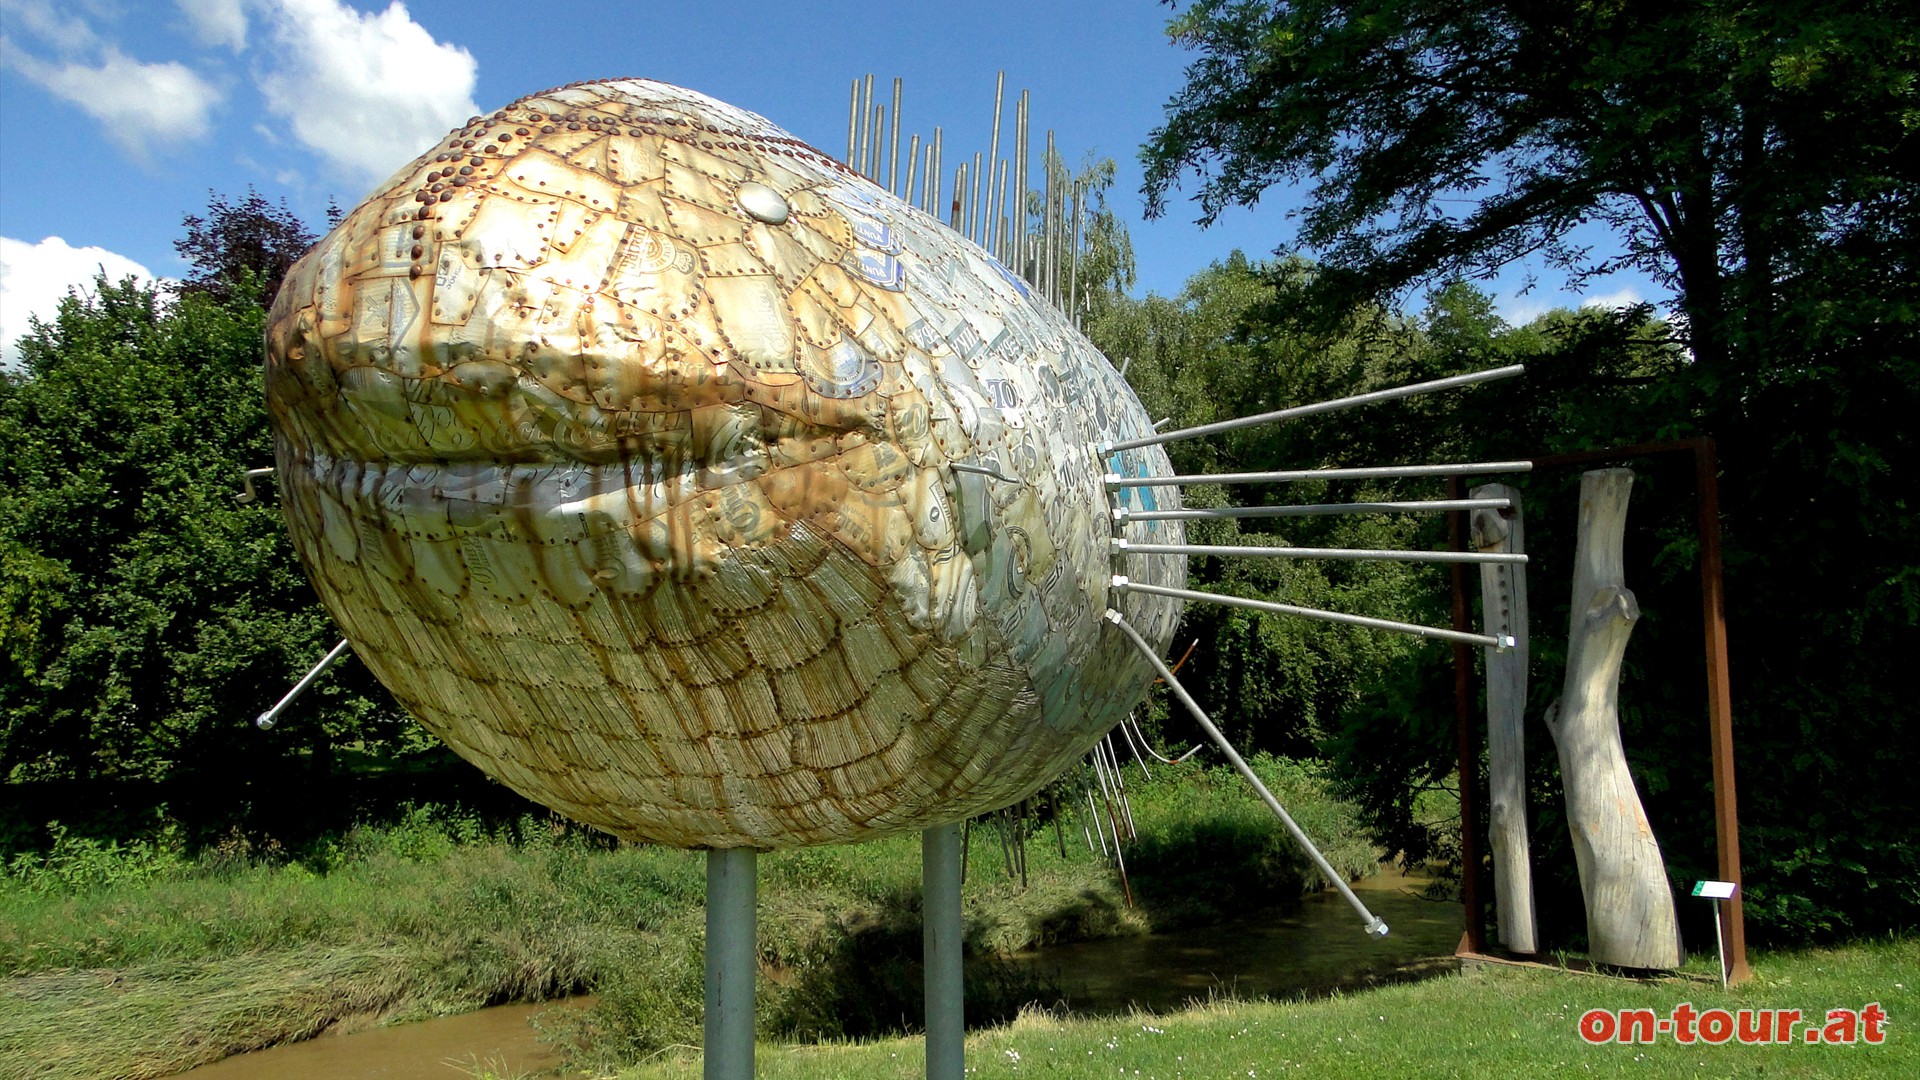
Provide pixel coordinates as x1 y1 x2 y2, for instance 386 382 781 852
174 188 334 308
1141 0 1917 372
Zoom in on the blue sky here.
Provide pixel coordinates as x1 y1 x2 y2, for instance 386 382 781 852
1 0 1663 363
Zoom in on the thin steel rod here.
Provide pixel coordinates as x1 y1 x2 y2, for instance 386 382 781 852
1105 460 1536 488
993 158 1009 260
985 71 1004 254
254 638 351 729
888 77 903 195
846 79 858 165
923 824 964 1080
969 151 983 243
1113 540 1529 565
1106 364 1527 452
1045 130 1057 302
704 849 757 1080
1085 787 1108 857
1117 498 1509 522
1113 578 1515 648
1118 714 1153 780
869 104 884 179
1126 710 1203 765
1014 90 1027 278
1104 735 1137 838
1107 610 1388 936
1069 179 1082 323
905 133 921 209
859 75 874 178
950 163 965 230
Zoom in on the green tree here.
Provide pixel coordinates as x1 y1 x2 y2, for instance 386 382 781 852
0 274 407 787
1140 0 1918 939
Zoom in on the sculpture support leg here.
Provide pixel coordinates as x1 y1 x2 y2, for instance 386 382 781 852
705 848 757 1080
923 823 964 1080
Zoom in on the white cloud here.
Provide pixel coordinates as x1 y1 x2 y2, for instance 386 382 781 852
177 0 249 51
1581 286 1644 310
1 43 222 156
1 237 160 367
0 0 103 51
253 0 479 188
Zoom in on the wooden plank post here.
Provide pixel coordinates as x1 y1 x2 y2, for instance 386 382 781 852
1471 484 1537 955
1545 469 1683 970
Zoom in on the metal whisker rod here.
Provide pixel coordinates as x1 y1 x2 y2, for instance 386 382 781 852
1106 611 1388 937
254 639 351 730
1105 364 1526 452
950 462 1019 483
1112 540 1529 565
888 77 903 194
1105 460 1535 488
1113 498 1510 523
1112 578 1515 649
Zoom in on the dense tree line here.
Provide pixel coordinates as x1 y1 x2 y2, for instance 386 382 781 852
1135 0 1916 941
0 200 423 821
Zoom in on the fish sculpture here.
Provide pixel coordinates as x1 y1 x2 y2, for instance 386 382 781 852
264 79 1185 849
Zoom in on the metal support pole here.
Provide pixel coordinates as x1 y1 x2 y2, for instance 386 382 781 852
704 848 757 1080
923 824 965 1080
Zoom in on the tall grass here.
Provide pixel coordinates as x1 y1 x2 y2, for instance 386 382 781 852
0 755 1376 1078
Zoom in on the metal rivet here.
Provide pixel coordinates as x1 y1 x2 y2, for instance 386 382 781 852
736 182 789 225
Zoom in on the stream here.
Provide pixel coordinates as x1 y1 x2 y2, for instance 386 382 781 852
167 871 1459 1078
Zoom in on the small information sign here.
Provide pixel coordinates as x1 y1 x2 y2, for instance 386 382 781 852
1692 880 1738 899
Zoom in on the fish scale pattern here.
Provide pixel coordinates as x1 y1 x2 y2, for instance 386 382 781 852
266 79 1184 849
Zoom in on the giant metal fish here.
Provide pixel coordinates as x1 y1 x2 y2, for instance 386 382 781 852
265 79 1185 849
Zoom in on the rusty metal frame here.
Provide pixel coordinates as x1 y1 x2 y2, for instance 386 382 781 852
1449 437 1749 983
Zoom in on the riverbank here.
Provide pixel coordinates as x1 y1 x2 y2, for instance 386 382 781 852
619 936 1917 1079
0 755 1376 1079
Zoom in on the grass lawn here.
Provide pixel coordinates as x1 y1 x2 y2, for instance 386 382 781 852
616 937 1916 1080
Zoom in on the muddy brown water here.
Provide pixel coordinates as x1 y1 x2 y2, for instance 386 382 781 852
165 997 595 1080
170 872 1459 1078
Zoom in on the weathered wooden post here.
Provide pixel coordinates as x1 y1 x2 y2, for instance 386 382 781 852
1545 469 1683 969
1471 484 1537 955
